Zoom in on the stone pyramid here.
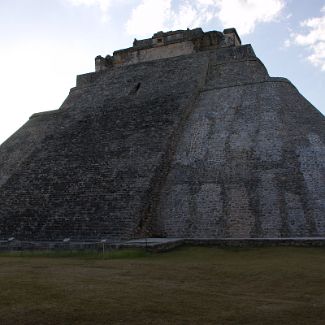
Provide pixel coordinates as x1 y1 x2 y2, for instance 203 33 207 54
0 28 324 241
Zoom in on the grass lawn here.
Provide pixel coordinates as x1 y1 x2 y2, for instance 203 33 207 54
0 246 324 324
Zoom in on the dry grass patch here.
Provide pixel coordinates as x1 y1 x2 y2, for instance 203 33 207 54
0 247 324 324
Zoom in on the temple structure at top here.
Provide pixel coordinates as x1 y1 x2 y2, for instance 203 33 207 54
95 28 241 71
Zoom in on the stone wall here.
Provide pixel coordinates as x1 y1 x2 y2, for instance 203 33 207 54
154 52 325 238
95 28 241 71
0 34 324 241
0 53 209 240
112 41 196 66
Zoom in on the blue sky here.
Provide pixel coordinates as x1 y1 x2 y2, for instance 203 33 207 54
0 0 324 144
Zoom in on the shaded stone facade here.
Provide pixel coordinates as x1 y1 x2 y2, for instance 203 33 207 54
0 28 324 241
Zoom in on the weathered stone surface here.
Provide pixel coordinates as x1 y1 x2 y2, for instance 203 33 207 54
95 28 240 71
0 28 324 240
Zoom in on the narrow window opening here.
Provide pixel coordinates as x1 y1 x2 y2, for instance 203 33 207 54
157 38 163 43
135 82 141 92
129 82 142 95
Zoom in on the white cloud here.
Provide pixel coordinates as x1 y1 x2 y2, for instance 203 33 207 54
283 39 291 48
171 2 204 29
290 6 325 71
67 0 111 11
126 0 172 36
0 40 93 144
216 0 285 35
126 0 285 37
65 0 112 21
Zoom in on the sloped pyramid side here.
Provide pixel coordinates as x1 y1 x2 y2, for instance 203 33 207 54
0 43 324 240
156 75 325 238
0 53 209 240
